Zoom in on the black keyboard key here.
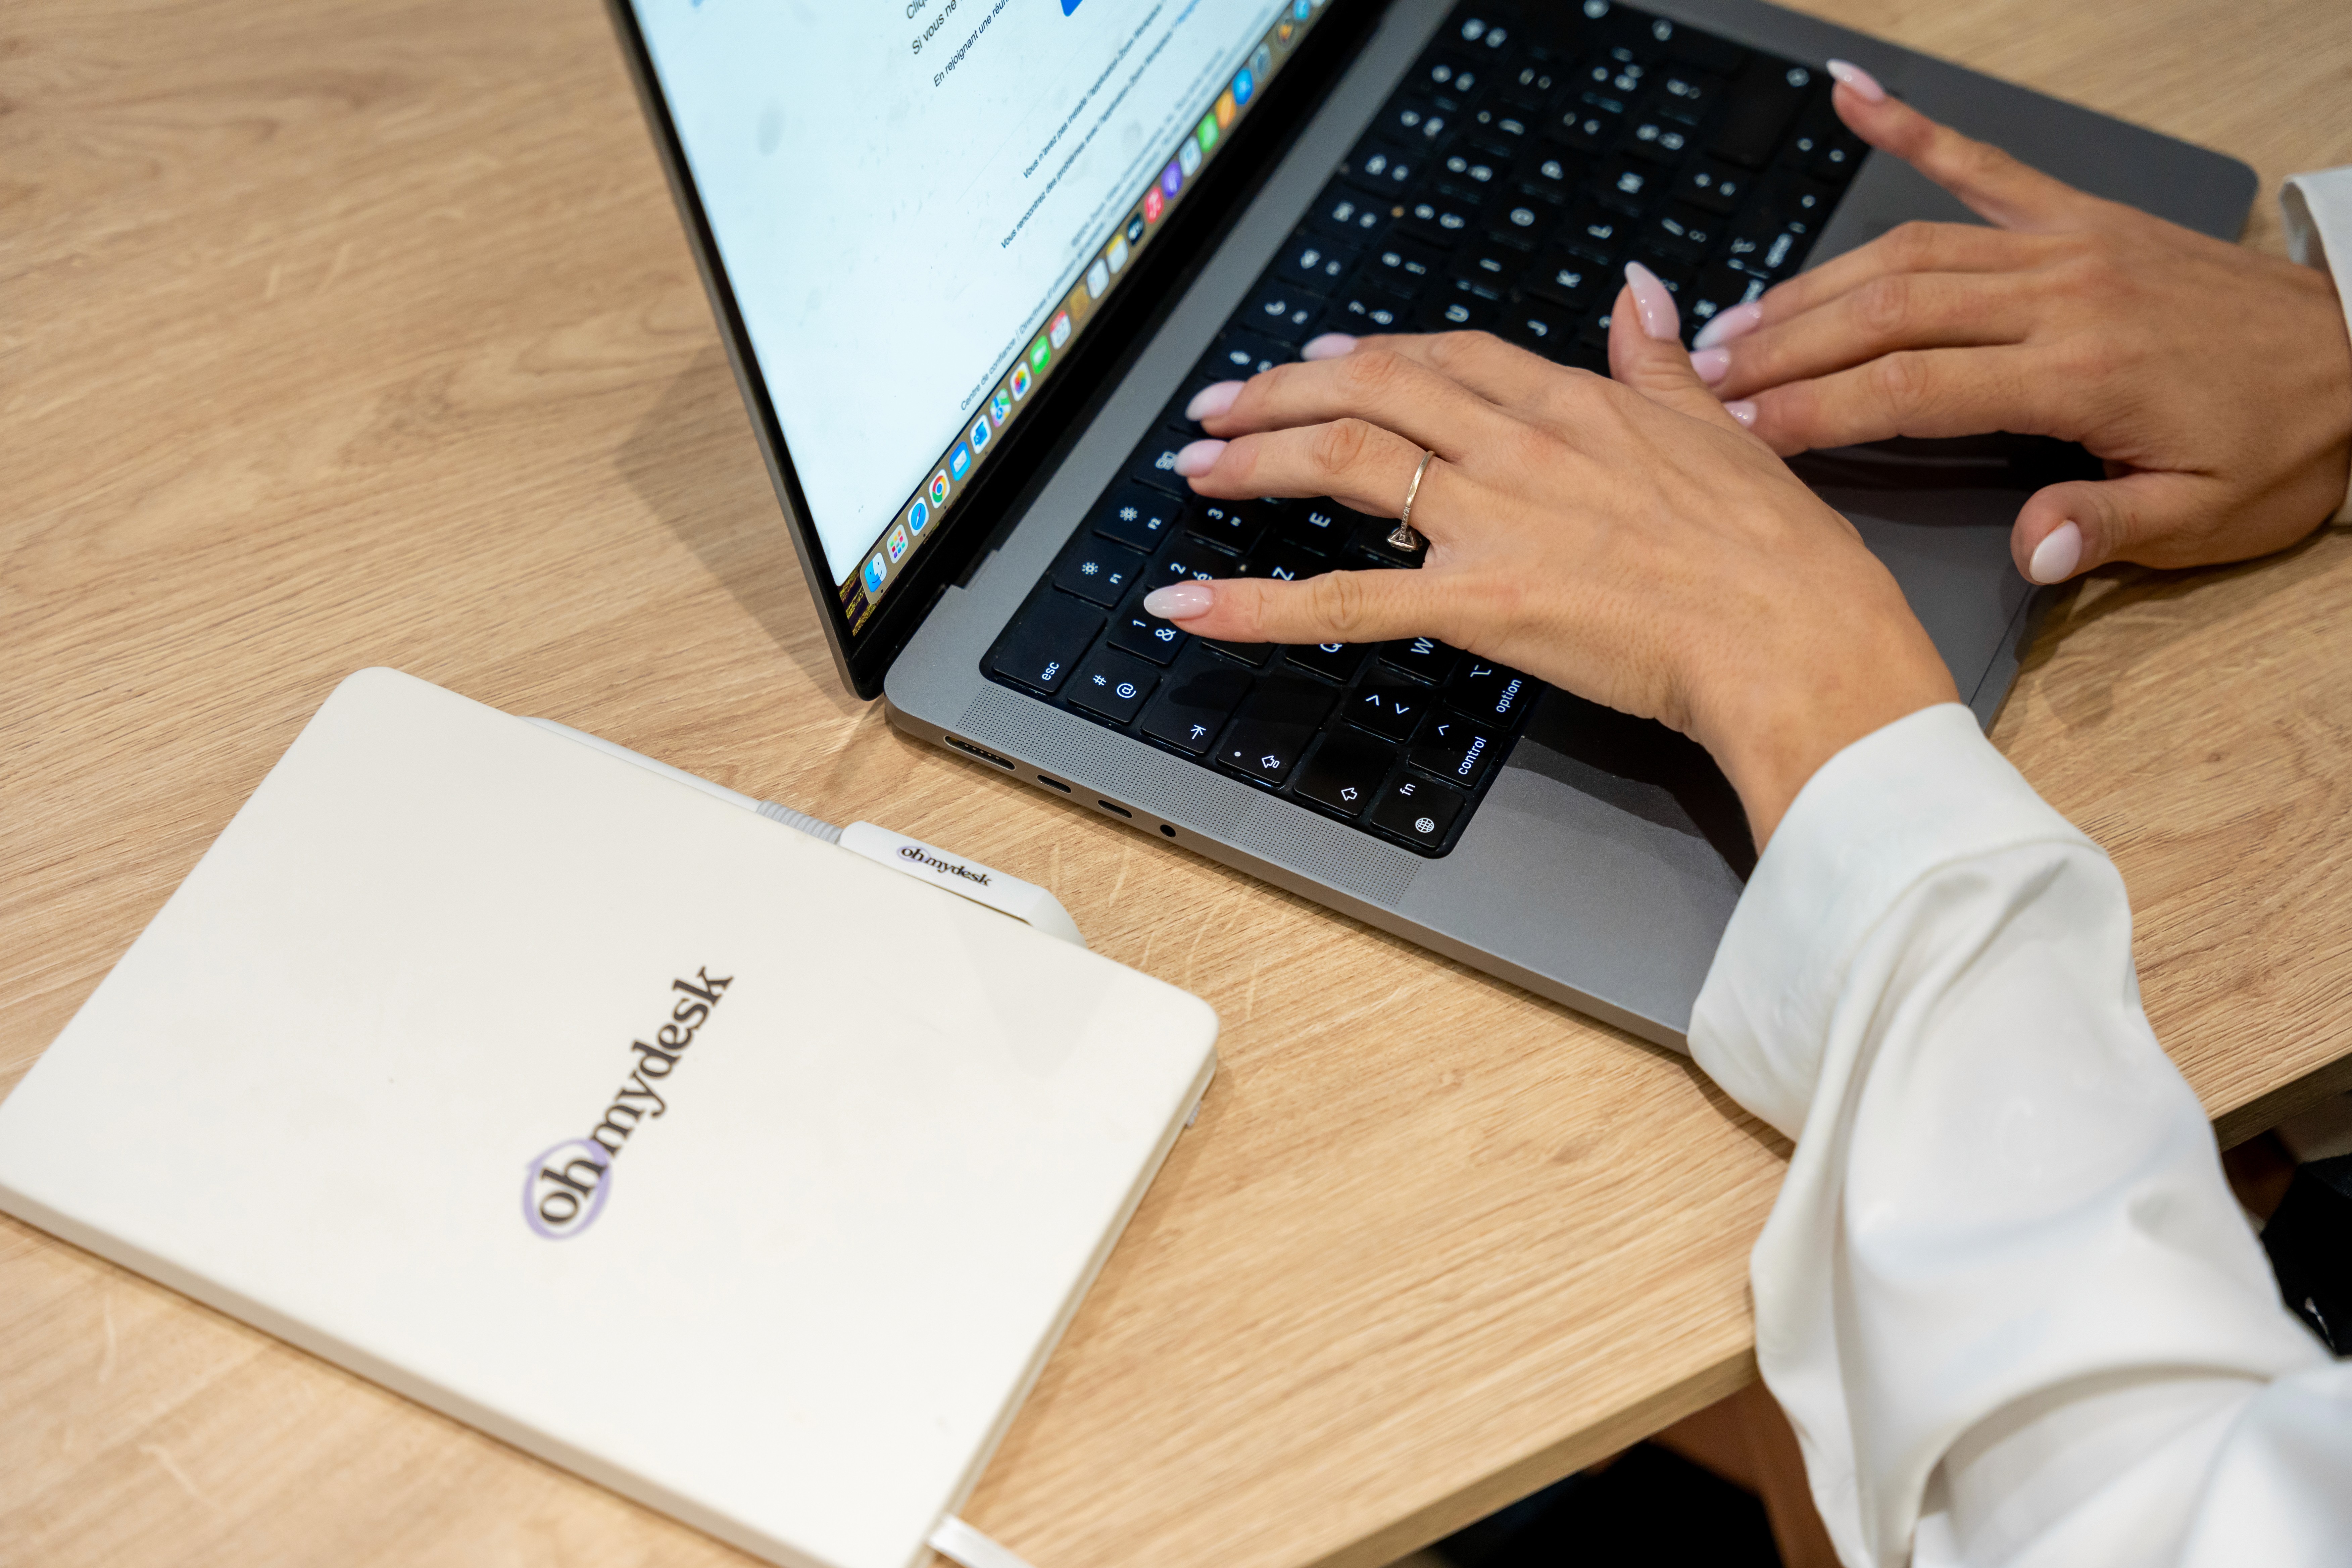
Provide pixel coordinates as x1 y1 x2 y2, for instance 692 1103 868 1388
1331 281 1415 331
1500 297 1580 356
1578 58 1647 106
1664 26 1749 78
986 593 1102 695
1437 147 1507 200
1094 484 1182 552
1676 157 1753 214
1685 265 1768 336
1363 238 1446 296
1105 592 1189 664
1286 639 1372 683
1139 648 1253 754
1561 203 1635 262
1151 540 1238 588
1217 676 1337 785
1470 104 1536 149
1452 657 1533 724
1448 236 1532 296
1276 236 1359 289
1498 58 1562 110
1592 153 1661 210
1052 536 1146 606
1065 647 1161 723
1367 773 1468 847
1131 429 1193 491
1648 204 1720 265
1241 280 1324 344
1523 247 1601 308
1397 194 1478 247
1293 729 1399 817
1418 288 1498 332
1416 55 1485 108
1380 635 1461 684
1550 103 1620 154
1378 97 1450 146
1723 214 1809 279
1759 171 1835 227
1622 114 1696 164
1341 141 1425 197
1203 638 1276 669
1517 147 1581 203
1248 543 1327 583
1346 682 1431 741
1652 69 1722 125
1411 714 1500 786
1281 501 1358 554
1205 328 1291 381
1302 180 1390 243
1484 192 1561 245
1709 63 1810 168
1188 498 1267 555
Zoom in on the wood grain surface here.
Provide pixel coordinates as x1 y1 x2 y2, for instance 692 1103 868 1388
4 0 2348 1564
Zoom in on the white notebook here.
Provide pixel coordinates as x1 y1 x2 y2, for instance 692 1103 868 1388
0 669 1218 1568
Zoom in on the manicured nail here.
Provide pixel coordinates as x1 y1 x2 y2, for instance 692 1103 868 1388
1301 332 1357 361
1692 301 1763 350
1173 439 1227 476
2027 520 2082 584
1724 399 1758 429
1690 347 1731 385
1143 582 1216 620
1622 261 1679 342
1825 59 1886 104
1186 380 1244 422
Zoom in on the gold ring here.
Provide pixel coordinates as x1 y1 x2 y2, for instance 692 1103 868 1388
1389 448 1436 553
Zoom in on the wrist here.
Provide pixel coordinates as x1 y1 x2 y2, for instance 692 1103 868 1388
1688 607 1958 848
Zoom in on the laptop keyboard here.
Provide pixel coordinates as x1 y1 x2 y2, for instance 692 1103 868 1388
982 0 1862 857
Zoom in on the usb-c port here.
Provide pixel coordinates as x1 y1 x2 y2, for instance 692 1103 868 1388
1096 800 1132 818
1037 774 1071 792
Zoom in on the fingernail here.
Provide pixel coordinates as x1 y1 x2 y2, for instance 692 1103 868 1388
1622 261 1680 342
1143 582 1215 620
1186 381 1244 422
1173 439 1227 477
1724 399 1758 429
1690 347 1731 385
1825 58 1887 103
1692 301 1763 350
2027 520 2082 584
1301 332 1357 361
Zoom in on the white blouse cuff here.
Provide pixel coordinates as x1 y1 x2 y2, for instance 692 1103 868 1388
2281 166 2352 524
1688 703 2092 1140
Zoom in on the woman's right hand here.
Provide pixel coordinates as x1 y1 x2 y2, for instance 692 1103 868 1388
1694 62 2352 584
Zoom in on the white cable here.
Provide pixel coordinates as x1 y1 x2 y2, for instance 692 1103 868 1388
521 717 1081 944
927 1516 1040 1568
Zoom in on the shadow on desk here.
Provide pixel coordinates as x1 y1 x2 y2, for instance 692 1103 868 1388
616 347 860 714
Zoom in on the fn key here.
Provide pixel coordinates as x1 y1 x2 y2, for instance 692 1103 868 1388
1367 774 1466 847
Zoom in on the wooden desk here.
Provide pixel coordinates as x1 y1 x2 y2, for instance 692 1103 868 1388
4 1 2348 1563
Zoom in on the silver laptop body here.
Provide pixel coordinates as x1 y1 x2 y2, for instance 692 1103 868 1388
609 0 2254 1049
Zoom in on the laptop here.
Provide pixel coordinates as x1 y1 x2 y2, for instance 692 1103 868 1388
604 0 2253 1050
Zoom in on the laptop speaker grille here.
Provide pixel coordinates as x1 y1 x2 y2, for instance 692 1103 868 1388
957 684 1422 908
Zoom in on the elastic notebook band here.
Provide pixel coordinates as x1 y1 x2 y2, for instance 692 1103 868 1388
927 1515 1039 1568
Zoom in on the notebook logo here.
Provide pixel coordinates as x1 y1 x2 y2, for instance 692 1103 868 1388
523 968 732 1240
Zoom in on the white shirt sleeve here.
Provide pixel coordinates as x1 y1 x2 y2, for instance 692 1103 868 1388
2281 165 2352 524
1689 704 2352 1568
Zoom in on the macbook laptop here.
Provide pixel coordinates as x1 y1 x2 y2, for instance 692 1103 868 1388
604 0 2253 1049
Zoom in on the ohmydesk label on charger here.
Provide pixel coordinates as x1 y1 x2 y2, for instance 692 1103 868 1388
522 968 730 1240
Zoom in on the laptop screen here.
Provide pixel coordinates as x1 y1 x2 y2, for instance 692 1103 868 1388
631 0 1334 638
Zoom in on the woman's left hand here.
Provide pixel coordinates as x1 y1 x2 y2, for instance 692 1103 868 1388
1138 271 1957 847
